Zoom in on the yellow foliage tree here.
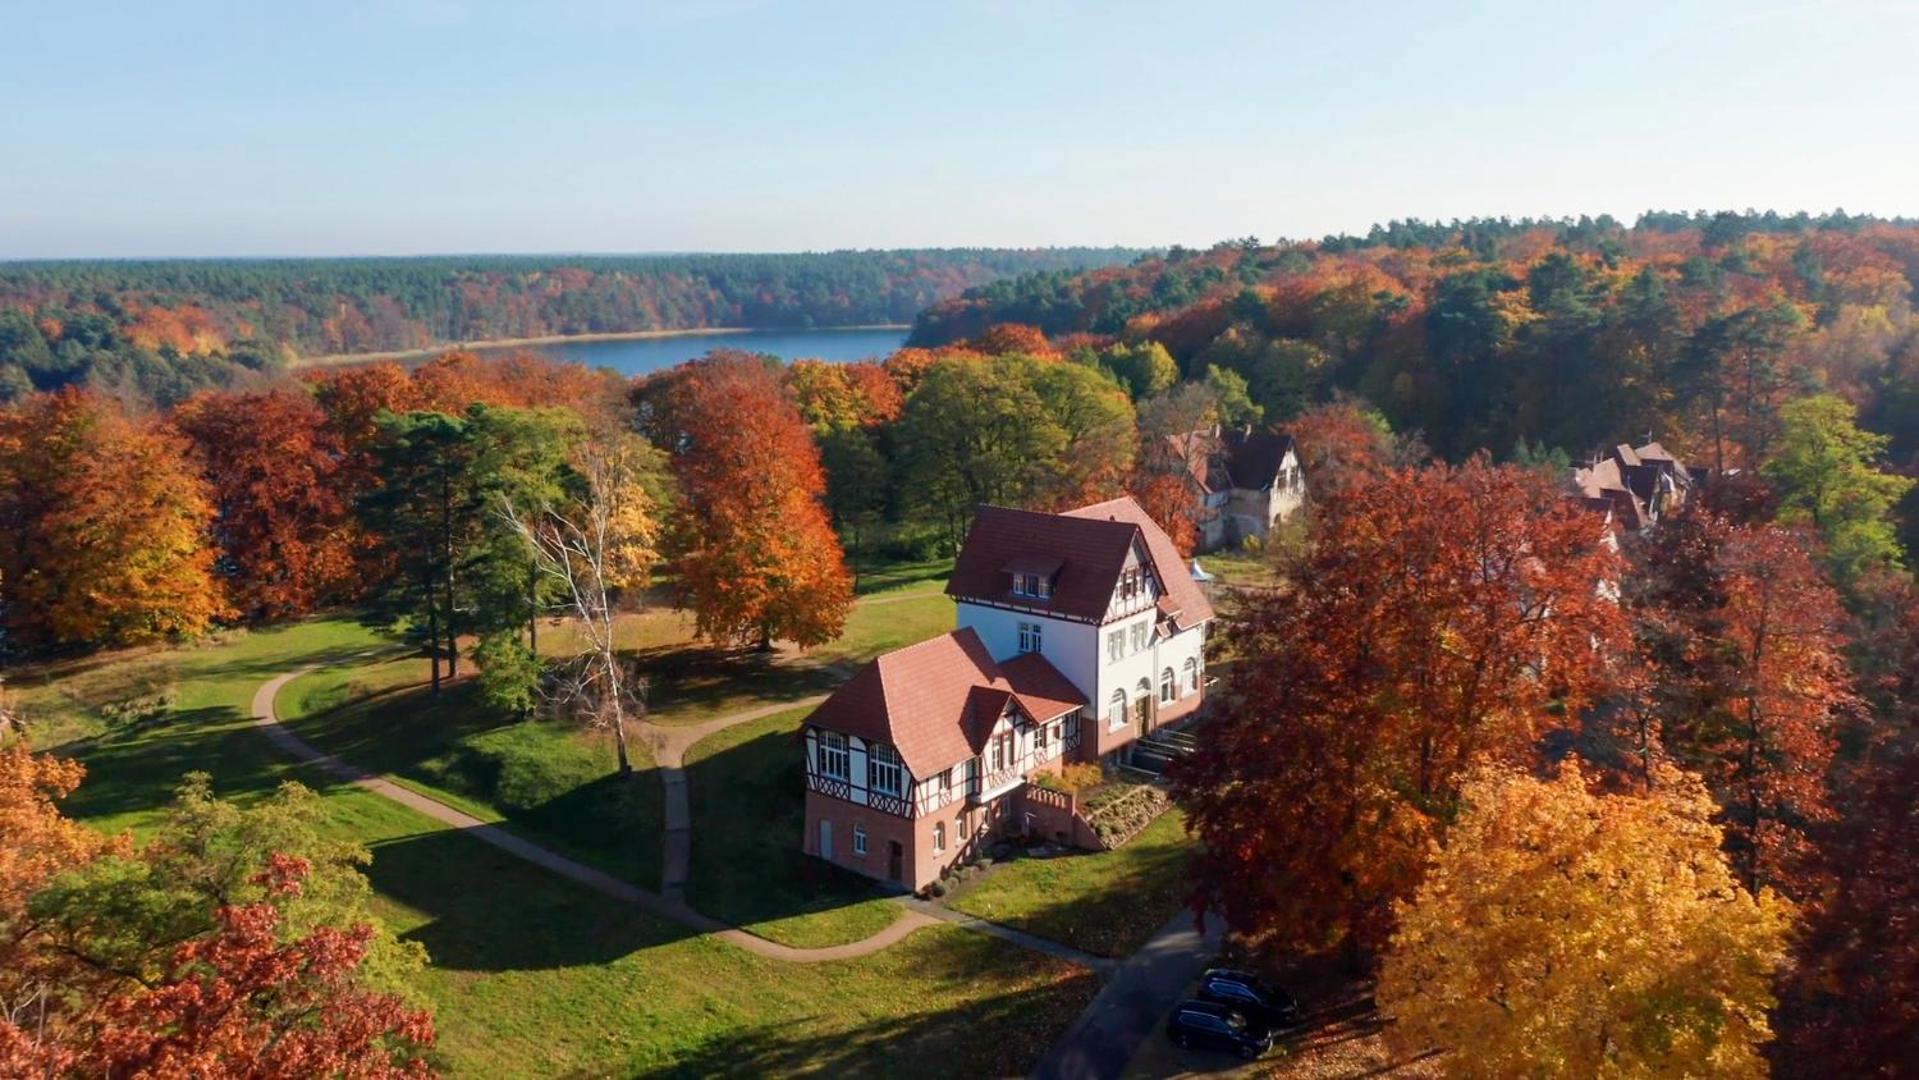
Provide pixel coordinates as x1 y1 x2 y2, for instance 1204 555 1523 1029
1378 762 1794 1078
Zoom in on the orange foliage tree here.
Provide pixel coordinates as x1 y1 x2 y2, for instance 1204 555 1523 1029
0 389 226 648
83 863 435 1079
1630 514 1855 895
639 353 853 649
0 750 434 1076
172 388 358 620
1172 459 1629 961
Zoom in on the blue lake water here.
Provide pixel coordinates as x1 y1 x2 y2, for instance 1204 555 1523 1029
483 326 910 376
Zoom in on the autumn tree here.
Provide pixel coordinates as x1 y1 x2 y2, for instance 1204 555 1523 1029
1379 762 1794 1078
1285 395 1414 497
1172 459 1629 961
496 433 663 775
894 356 1069 546
465 405 587 706
1 757 431 1073
172 387 358 620
641 353 852 649
0 388 226 649
789 360 903 567
1763 393 1913 584
1628 514 1855 895
1091 340 1178 399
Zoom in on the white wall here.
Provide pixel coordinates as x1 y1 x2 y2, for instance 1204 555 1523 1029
955 601 1101 701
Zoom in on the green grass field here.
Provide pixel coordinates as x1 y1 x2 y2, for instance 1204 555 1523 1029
281 658 667 890
683 707 902 948
20 617 1101 1076
945 810 1194 958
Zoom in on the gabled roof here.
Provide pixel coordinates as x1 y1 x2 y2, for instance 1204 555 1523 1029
1167 426 1299 494
946 495 1216 629
805 628 1087 776
1064 496 1215 632
1219 429 1298 490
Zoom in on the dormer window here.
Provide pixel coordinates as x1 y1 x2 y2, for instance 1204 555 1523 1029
1012 572 1052 599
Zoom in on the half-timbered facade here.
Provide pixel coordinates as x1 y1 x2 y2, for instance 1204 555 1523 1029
802 495 1214 891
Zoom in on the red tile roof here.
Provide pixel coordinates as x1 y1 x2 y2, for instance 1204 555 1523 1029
805 628 1087 776
1064 496 1215 632
947 495 1215 629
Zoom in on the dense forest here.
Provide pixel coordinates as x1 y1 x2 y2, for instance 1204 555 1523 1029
0 248 1138 404
911 211 1918 526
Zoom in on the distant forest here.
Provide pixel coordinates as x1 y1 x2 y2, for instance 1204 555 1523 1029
0 248 1139 403
910 210 1919 459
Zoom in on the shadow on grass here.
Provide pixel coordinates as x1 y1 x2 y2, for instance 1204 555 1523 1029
54 706 281 822
361 825 697 973
632 945 1099 1078
683 725 897 939
629 644 842 722
850 557 952 596
288 676 666 887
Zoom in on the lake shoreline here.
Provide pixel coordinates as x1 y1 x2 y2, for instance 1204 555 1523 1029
290 323 914 369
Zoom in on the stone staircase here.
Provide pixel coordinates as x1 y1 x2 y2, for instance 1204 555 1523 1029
1127 725 1200 776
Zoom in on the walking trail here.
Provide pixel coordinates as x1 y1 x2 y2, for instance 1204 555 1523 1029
252 668 935 963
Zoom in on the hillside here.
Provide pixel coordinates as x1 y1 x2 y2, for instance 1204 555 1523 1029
0 247 1142 403
909 212 1919 484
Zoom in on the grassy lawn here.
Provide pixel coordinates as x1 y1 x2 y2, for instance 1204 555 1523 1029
21 618 1101 1077
637 584 955 727
1197 549 1281 589
946 809 1195 958
683 707 904 948
280 657 665 891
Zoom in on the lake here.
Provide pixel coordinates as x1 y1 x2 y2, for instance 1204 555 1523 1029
480 326 910 376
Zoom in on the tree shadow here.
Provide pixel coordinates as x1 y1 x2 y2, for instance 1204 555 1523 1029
290 677 666 887
683 726 897 934
627 644 841 722
360 826 698 972
54 705 294 822
631 959 1098 1078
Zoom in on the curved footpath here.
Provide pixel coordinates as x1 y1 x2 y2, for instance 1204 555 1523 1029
250 668 935 963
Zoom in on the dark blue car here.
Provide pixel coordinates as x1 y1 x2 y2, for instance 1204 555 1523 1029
1196 967 1302 1029
1167 999 1271 1060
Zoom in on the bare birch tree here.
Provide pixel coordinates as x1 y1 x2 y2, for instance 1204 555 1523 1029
496 435 660 777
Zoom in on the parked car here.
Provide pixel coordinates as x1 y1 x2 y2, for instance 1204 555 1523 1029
1166 1000 1272 1060
1197 967 1302 1029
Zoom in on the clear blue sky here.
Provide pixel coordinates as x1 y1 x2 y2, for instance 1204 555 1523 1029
3 1 1915 258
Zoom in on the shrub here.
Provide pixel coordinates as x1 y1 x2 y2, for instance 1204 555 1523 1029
928 880 947 898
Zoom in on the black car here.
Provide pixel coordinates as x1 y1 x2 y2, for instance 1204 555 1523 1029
1166 999 1272 1060
1197 967 1302 1029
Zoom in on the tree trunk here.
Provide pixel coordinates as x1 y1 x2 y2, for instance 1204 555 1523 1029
757 624 774 653
526 568 538 653
426 585 442 695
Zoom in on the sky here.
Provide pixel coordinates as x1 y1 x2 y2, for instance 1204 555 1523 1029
3 0 1917 258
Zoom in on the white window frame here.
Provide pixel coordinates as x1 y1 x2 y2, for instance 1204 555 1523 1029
818 730 849 780
958 811 970 839
1018 620 1042 654
1184 656 1200 694
1160 668 1176 704
1107 629 1124 662
1130 622 1148 654
938 767 953 798
852 824 867 856
1108 689 1128 730
1037 722 1049 754
868 744 904 797
934 821 946 853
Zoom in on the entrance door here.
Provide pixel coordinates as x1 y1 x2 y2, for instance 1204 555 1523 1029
888 841 904 881
1134 693 1152 738
818 819 833 861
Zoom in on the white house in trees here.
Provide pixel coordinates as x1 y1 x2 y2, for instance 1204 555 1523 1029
799 495 1215 891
